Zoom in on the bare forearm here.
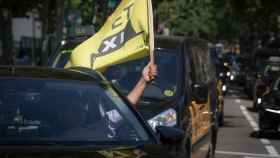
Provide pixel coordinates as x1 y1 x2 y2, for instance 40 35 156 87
127 77 147 107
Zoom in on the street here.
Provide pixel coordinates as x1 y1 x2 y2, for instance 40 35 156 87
216 86 280 158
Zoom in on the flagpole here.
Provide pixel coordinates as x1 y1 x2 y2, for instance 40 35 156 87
148 0 155 66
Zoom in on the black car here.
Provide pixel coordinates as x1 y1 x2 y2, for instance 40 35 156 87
221 52 244 85
209 46 225 126
250 51 280 110
104 36 218 158
0 66 211 158
258 75 280 132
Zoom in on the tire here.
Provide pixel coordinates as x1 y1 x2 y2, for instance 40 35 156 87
207 126 218 158
179 137 192 158
259 110 278 132
218 100 224 127
252 84 258 110
218 112 224 127
207 143 215 158
177 114 192 158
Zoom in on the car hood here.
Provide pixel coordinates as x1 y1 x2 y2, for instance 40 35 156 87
263 92 280 109
1 144 175 158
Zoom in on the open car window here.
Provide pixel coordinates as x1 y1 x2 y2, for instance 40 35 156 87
0 77 149 145
104 48 182 100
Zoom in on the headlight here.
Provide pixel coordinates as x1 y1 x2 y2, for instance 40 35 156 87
230 75 234 81
61 40 66 46
226 72 231 76
222 85 227 91
219 73 224 77
148 108 177 131
224 62 229 67
257 98 262 104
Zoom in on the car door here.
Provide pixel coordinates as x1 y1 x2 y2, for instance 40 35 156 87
184 48 200 144
192 44 212 138
187 40 212 156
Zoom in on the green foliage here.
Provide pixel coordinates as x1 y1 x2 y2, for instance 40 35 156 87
156 0 217 38
155 0 280 40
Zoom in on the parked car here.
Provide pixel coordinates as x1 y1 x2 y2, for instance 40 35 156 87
104 36 218 158
221 52 244 85
0 66 214 158
210 46 225 126
258 75 280 132
253 63 280 110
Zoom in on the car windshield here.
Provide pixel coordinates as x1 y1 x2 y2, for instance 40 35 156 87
0 77 149 145
104 48 181 101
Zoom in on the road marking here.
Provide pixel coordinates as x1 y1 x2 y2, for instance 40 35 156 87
236 99 241 103
266 146 280 157
260 138 270 145
240 105 280 157
216 150 280 157
240 105 259 131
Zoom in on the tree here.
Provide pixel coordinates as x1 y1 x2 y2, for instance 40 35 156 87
155 0 217 39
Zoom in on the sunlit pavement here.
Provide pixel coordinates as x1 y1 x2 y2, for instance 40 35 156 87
215 86 280 158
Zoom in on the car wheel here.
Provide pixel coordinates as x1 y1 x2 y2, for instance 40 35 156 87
178 116 192 158
218 112 224 127
207 126 218 158
259 110 278 131
178 137 192 158
207 143 215 158
218 101 224 127
252 85 258 110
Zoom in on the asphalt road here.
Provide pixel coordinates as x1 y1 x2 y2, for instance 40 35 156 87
215 86 280 158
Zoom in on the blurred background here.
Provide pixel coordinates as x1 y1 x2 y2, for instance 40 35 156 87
0 0 280 66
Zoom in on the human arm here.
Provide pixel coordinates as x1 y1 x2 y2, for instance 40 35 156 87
127 62 157 107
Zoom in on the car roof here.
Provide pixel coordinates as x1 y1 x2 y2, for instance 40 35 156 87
61 36 90 50
0 66 104 82
155 35 185 49
156 35 208 51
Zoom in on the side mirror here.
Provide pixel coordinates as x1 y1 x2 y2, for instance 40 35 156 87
193 84 208 104
156 126 185 145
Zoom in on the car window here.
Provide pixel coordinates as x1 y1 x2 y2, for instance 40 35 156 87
203 48 216 82
264 65 280 76
104 48 182 100
52 50 72 68
0 77 149 145
189 45 207 84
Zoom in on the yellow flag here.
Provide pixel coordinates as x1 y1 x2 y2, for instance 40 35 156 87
65 0 153 71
